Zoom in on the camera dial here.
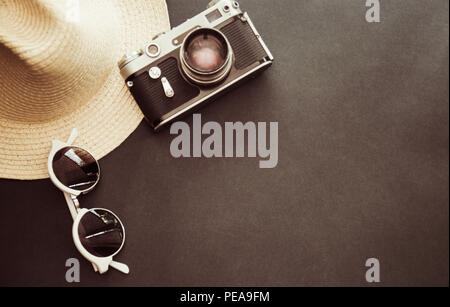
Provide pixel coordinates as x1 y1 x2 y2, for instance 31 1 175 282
118 49 143 69
146 43 161 58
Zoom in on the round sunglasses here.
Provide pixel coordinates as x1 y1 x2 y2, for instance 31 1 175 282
48 128 129 274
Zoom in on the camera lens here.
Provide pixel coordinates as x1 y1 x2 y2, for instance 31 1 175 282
185 33 226 72
180 28 233 86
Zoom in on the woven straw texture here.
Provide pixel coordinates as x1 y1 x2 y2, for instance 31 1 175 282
0 0 170 180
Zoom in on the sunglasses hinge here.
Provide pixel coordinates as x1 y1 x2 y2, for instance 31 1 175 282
70 195 80 211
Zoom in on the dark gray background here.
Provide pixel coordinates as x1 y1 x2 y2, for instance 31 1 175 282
0 0 448 286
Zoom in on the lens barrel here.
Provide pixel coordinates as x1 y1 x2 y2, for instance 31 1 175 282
180 28 233 86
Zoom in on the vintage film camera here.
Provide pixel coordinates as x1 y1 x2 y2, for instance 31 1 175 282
118 0 274 130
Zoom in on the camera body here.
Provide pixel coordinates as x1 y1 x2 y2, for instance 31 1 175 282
118 0 274 131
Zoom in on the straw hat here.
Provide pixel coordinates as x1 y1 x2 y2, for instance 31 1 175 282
0 0 170 180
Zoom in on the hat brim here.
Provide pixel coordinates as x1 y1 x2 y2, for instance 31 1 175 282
0 0 170 180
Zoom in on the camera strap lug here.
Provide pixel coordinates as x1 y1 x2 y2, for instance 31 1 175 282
238 14 247 23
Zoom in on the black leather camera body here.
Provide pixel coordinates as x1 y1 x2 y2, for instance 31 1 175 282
118 0 274 131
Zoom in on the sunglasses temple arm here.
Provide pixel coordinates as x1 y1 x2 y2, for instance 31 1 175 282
67 128 78 145
63 192 79 220
110 261 130 274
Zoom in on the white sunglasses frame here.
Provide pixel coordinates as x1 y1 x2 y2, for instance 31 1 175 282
48 128 129 275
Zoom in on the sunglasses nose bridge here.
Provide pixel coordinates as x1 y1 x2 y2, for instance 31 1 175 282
64 192 81 220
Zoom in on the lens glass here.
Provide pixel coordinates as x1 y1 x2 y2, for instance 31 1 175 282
52 146 99 191
78 209 124 257
184 29 228 73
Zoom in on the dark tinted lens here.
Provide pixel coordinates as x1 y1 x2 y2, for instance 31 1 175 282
184 29 227 72
78 209 124 257
52 146 99 191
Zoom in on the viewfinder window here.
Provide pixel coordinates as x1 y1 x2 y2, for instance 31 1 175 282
206 9 222 23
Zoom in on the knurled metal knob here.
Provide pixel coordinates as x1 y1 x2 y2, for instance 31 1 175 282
118 49 143 69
